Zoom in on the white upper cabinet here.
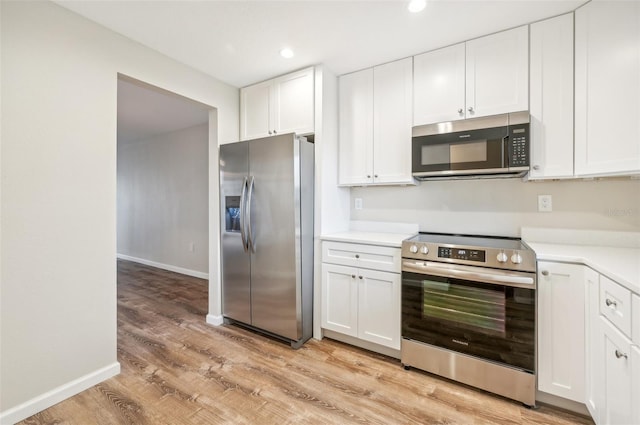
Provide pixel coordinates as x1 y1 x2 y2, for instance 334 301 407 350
465 26 529 118
339 58 413 186
529 13 575 179
240 67 314 141
373 57 413 185
413 26 528 126
338 68 374 185
575 1 640 176
413 43 466 124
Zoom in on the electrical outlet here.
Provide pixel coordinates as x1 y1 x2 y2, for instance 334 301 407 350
538 195 552 212
188 242 195 252
354 198 363 210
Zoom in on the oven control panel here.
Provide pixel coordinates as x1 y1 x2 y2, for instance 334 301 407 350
438 247 486 263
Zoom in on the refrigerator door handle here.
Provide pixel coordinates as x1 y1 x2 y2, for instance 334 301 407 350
239 176 249 253
246 175 255 253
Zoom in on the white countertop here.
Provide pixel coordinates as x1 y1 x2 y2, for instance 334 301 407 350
528 241 640 295
321 231 416 248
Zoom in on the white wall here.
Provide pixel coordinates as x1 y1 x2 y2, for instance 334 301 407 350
117 124 209 275
351 178 640 236
0 1 238 421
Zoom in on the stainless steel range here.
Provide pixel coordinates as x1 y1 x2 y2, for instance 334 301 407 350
400 232 537 407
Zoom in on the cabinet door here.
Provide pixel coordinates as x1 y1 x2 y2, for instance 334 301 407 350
575 1 640 176
357 269 400 349
273 67 314 136
529 13 574 179
240 80 272 141
537 262 586 403
466 26 529 118
633 294 640 344
585 268 602 422
321 263 358 337
601 317 633 425
373 57 413 185
338 69 374 185
632 345 640 425
413 43 466 125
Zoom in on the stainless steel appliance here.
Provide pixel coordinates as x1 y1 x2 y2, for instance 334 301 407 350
219 133 314 349
412 111 530 180
401 232 537 406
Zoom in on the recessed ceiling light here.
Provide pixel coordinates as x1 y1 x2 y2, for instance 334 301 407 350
408 0 426 13
280 48 294 59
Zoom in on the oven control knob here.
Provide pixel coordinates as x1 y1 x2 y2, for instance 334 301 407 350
420 246 429 255
496 252 508 263
409 245 419 254
511 253 523 264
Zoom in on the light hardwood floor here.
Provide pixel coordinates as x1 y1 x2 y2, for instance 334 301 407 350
20 260 593 424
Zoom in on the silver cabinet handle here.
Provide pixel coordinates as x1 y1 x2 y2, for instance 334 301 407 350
268 131 272 135
374 174 378 178
533 165 540 171
367 175 371 178
615 350 628 359
359 276 363 280
273 130 277 134
355 254 360 259
468 107 474 113
541 270 549 276
458 108 463 115
605 298 617 307
351 274 356 279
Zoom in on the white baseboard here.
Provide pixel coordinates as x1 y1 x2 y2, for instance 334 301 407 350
206 314 224 326
116 254 208 280
0 362 120 425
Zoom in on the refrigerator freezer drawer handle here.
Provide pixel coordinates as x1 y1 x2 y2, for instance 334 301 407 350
246 176 255 253
239 176 249 253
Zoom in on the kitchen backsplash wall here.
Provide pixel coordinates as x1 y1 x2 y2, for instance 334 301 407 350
350 178 640 237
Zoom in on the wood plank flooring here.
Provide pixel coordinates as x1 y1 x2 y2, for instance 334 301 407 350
19 260 593 425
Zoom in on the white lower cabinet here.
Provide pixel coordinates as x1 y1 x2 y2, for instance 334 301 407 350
321 241 401 351
357 268 401 348
585 269 639 425
321 263 358 337
585 268 602 421
632 345 640 425
537 262 586 402
601 318 633 425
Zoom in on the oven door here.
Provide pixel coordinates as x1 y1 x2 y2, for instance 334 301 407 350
412 126 508 177
401 260 535 372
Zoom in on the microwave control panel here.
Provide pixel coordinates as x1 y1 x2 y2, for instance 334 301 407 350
509 125 529 167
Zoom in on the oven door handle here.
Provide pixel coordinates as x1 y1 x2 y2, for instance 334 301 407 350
402 260 536 289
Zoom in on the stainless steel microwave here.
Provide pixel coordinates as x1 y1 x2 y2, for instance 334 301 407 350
411 111 530 180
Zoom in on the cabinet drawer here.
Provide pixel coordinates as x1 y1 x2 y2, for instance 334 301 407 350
600 276 632 337
322 241 400 273
633 294 639 345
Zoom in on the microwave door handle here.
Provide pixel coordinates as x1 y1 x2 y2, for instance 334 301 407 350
502 135 508 167
239 176 249 253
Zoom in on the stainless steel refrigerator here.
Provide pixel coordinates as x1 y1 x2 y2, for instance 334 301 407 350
219 133 314 348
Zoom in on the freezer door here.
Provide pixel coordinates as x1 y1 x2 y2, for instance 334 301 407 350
248 133 301 340
220 141 251 324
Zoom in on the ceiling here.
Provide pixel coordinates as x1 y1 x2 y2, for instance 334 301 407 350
117 78 210 144
55 0 586 88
